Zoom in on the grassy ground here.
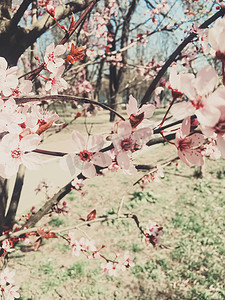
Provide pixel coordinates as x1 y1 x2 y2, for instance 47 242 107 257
7 108 225 299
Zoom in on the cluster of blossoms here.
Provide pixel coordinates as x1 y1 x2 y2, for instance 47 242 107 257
140 165 164 190
80 1 118 58
0 268 20 300
167 14 225 165
135 59 164 81
66 233 135 277
101 251 135 277
66 233 100 258
143 220 163 247
149 0 170 24
61 94 154 177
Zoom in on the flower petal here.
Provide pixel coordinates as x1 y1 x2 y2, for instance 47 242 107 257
217 135 225 159
91 152 112 167
72 130 86 152
126 95 138 116
82 162 96 178
87 135 104 152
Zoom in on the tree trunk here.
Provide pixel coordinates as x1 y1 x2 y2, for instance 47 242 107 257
0 177 8 235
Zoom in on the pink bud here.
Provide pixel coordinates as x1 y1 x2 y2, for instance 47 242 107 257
46 5 55 17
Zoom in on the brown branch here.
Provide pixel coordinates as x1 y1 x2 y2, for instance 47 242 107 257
14 94 125 121
133 156 179 186
141 6 225 105
0 177 8 234
4 165 26 229
24 181 72 228
9 0 32 29
59 0 100 45
0 213 145 242
27 0 99 80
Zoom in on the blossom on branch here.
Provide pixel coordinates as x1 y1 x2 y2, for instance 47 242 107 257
45 65 68 95
201 87 225 159
126 95 155 129
61 130 112 178
44 43 66 73
175 117 204 166
144 220 163 247
170 65 220 126
112 120 152 174
0 133 41 178
0 57 18 97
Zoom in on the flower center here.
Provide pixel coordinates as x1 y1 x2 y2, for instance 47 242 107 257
129 112 144 128
48 53 55 63
214 119 225 134
178 138 191 151
11 148 22 159
38 119 47 126
120 137 134 151
79 150 92 162
191 98 204 110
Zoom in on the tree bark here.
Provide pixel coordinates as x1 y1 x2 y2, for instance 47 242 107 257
108 0 139 122
0 177 8 235
0 0 91 66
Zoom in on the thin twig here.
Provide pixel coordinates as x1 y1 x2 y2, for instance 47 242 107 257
14 95 125 121
140 6 225 105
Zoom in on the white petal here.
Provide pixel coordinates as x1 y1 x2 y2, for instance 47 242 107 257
20 134 40 151
87 135 104 152
217 135 225 159
82 162 96 178
71 130 86 152
91 152 112 167
126 95 138 116
195 65 218 96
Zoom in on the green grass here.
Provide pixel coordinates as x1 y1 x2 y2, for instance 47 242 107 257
10 144 225 299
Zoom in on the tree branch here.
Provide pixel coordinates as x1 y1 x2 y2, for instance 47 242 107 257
9 0 32 29
0 212 145 242
4 165 26 229
14 94 125 120
141 6 225 105
24 181 72 228
27 0 92 43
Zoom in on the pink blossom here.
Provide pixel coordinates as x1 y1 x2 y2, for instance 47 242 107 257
71 178 84 189
4 285 20 300
25 104 59 132
168 65 185 97
126 95 155 128
12 80 33 97
144 220 163 247
0 98 26 133
67 233 97 256
45 65 68 95
208 16 225 55
0 57 18 97
201 88 225 159
101 262 119 277
202 139 221 160
118 251 135 271
0 133 41 178
44 43 66 73
170 65 220 126
0 268 15 286
61 130 112 178
175 117 204 166
86 48 97 60
112 120 151 174
1 239 14 253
